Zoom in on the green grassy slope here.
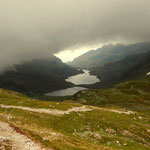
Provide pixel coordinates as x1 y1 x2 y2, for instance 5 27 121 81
73 75 150 109
0 79 150 150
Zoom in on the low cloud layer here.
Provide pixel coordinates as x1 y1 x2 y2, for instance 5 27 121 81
0 0 150 70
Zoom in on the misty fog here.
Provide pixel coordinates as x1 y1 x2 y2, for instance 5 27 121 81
0 0 150 71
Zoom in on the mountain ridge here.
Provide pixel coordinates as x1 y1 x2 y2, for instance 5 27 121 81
67 42 150 68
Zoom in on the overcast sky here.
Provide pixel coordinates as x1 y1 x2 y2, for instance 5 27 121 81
0 0 150 69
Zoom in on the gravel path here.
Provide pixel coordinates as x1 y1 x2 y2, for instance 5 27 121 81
0 104 92 116
0 104 135 116
90 106 135 115
0 121 47 150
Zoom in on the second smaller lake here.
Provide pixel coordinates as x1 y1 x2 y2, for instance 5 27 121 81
45 87 86 96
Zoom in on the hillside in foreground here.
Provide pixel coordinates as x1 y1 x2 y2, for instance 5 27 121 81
0 76 150 149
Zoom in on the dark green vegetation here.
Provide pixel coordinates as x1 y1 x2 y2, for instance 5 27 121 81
33 95 71 102
67 42 150 69
0 55 82 94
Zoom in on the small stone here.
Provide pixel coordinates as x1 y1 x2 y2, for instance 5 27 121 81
106 128 116 134
106 142 111 145
43 137 49 141
147 129 150 133
50 132 57 136
138 116 143 119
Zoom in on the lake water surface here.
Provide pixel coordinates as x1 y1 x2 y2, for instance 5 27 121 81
65 69 100 85
45 87 86 96
45 69 100 96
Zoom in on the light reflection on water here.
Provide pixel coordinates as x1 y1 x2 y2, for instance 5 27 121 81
65 69 100 85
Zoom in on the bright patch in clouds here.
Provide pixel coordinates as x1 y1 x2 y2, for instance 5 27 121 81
55 44 102 62
146 72 150 76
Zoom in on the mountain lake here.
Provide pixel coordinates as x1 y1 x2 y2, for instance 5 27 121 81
45 69 100 96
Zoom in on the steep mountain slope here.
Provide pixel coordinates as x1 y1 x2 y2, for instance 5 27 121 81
0 55 81 94
89 50 150 89
67 42 150 68
0 78 150 150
